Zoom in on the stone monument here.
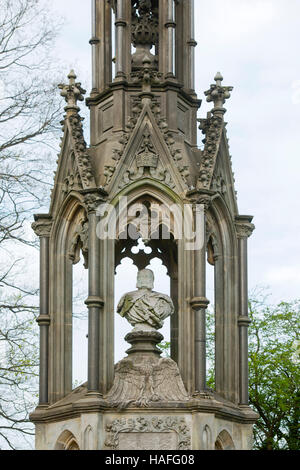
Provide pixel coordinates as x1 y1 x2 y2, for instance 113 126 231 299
30 0 258 450
107 269 188 411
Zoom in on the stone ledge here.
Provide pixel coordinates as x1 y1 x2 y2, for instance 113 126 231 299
30 392 258 426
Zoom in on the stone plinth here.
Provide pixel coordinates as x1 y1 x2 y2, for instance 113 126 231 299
106 329 189 410
31 399 257 450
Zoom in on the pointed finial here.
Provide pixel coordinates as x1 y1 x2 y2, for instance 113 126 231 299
58 70 86 115
214 72 223 86
68 69 77 85
204 72 233 116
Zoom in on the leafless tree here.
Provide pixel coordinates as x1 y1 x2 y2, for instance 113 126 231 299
0 0 63 449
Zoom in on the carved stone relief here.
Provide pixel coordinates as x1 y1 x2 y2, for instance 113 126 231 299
68 217 89 268
212 172 227 196
32 218 52 238
104 94 189 190
118 127 176 190
235 222 255 239
105 416 191 450
106 356 189 409
58 71 96 191
198 114 223 190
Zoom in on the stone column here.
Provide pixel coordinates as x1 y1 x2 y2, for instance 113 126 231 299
190 198 210 392
90 0 112 92
186 0 196 91
84 192 105 393
32 215 52 405
166 0 176 78
90 0 99 91
170 274 179 364
115 0 128 79
175 0 197 91
235 216 255 405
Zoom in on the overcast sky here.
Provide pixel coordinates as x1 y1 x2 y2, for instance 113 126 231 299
47 0 300 374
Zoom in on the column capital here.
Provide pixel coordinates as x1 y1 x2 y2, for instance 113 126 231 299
186 189 214 212
82 189 107 213
235 215 255 239
32 214 52 238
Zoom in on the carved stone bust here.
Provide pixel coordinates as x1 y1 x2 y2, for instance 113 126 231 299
107 269 188 410
117 269 174 331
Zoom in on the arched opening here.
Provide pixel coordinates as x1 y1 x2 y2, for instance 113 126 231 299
215 430 235 450
209 197 239 403
206 233 217 391
67 207 88 389
113 192 179 363
114 234 175 362
54 430 80 450
72 257 88 388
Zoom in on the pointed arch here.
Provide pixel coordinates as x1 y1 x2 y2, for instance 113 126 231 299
54 430 80 450
49 193 88 403
202 425 212 450
106 181 194 389
84 425 93 450
206 194 239 403
215 430 235 450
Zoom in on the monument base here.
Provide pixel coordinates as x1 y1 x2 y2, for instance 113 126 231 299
31 396 257 450
31 329 258 450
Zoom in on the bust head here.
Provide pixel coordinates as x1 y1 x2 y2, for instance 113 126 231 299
136 269 154 290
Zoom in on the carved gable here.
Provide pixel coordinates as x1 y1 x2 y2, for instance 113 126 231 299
50 71 97 215
105 103 189 196
50 121 97 216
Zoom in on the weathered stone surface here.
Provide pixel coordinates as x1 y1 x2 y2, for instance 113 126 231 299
31 0 257 451
119 432 177 451
105 416 191 450
106 355 189 409
117 269 174 331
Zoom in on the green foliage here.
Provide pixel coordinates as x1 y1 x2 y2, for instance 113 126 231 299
158 293 300 450
206 307 215 390
0 0 62 449
248 292 300 450
158 341 171 358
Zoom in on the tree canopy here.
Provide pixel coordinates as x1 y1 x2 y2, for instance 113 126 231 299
0 0 62 449
249 292 300 450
